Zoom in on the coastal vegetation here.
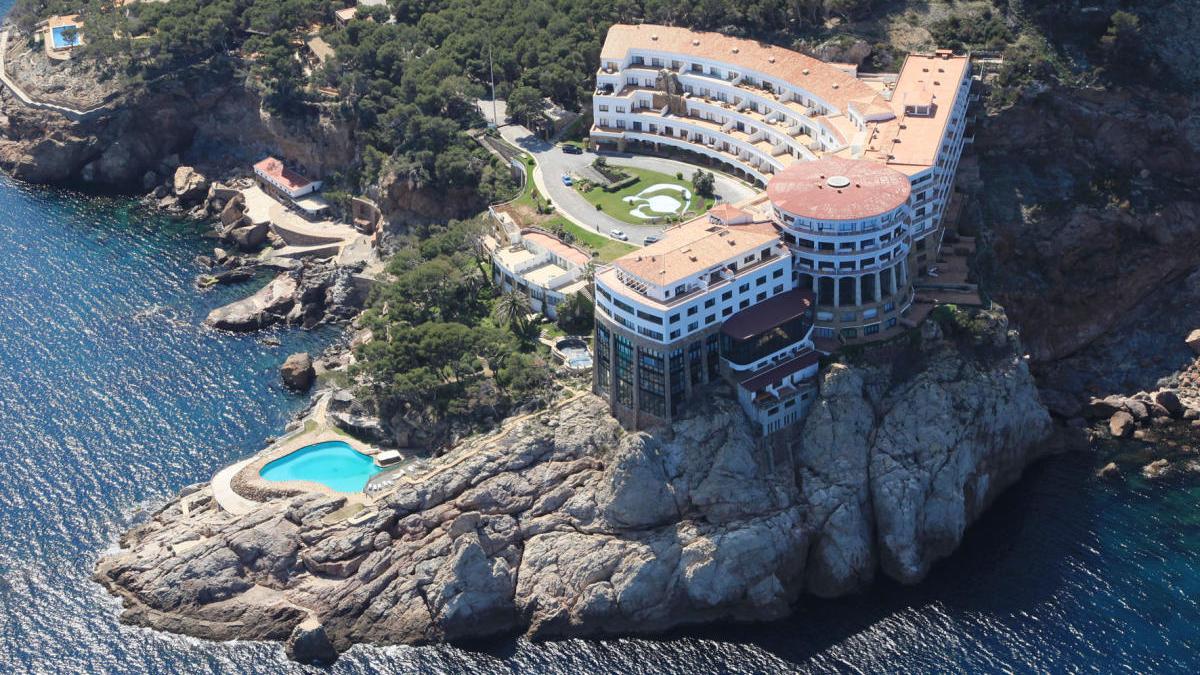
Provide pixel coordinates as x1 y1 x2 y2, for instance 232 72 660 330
350 217 554 442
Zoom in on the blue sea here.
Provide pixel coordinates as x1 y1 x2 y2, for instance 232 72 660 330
1 81 1200 675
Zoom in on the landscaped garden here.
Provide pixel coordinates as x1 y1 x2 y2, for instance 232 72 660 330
575 164 715 225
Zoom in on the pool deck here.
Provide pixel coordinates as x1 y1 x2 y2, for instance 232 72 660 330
209 392 380 514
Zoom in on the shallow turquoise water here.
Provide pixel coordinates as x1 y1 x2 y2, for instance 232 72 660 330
260 441 381 492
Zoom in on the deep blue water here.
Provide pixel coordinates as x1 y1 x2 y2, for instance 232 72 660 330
1 44 1199 675
4 172 1200 675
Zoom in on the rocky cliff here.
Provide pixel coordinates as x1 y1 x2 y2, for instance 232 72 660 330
95 306 1051 664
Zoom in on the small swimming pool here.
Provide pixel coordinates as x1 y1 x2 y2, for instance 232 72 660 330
50 26 80 50
259 441 381 493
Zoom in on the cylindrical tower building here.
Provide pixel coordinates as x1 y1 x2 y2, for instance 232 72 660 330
766 156 914 342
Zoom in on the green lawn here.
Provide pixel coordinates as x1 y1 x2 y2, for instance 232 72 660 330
576 167 715 225
550 217 636 263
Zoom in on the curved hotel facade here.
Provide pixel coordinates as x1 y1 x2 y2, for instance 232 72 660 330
591 25 974 432
591 24 972 274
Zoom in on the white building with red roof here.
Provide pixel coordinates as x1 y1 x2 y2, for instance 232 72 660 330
253 157 322 200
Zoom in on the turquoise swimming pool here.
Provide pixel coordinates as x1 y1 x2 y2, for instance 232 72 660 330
259 441 380 492
50 25 80 50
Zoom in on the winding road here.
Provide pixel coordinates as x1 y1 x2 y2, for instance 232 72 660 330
479 100 758 245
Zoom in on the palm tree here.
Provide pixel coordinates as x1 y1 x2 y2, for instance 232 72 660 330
493 290 531 331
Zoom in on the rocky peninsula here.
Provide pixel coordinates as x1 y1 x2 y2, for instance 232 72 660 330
95 307 1052 664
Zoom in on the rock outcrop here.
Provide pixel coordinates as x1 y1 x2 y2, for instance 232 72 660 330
280 353 315 391
204 261 367 332
96 306 1051 663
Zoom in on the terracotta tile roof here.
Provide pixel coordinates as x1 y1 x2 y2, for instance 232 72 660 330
253 157 312 191
600 24 890 117
708 203 749 222
871 52 971 170
522 230 592 268
613 212 780 288
767 156 911 221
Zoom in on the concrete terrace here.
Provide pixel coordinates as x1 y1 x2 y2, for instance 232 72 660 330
240 184 371 264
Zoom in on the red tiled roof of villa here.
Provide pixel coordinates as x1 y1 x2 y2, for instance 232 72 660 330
254 157 312 191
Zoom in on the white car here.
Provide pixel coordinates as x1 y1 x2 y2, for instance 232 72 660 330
610 229 628 241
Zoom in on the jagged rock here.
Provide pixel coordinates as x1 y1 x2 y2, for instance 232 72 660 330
1123 399 1149 421
1109 411 1136 437
194 255 213 269
213 247 231 265
204 273 297 332
172 166 209 205
1085 396 1125 420
1187 329 1200 355
285 618 336 665
1040 388 1081 418
1142 459 1171 479
1155 390 1185 418
330 411 387 444
1097 462 1121 480
229 221 269 250
1185 408 1200 421
96 306 1051 663
280 353 315 392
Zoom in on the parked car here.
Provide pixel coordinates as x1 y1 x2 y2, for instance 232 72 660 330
560 143 583 154
561 173 573 186
611 228 628 241
643 235 661 245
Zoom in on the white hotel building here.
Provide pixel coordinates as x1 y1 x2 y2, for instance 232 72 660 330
591 25 973 432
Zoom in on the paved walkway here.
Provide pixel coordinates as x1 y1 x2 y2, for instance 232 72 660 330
478 100 757 246
211 457 259 515
0 29 109 120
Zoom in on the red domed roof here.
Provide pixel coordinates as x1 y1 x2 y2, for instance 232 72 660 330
767 157 911 221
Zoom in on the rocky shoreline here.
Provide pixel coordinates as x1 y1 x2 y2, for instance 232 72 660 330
93 306 1055 664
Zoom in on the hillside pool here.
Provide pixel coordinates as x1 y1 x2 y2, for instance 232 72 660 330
50 25 80 50
259 440 381 492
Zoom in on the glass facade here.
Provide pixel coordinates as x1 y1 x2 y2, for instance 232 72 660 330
596 323 611 394
615 334 634 407
720 313 812 366
669 349 685 416
637 348 666 417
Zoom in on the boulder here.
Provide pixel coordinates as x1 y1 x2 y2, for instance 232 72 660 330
1085 396 1124 420
172 166 209 205
285 618 336 665
280 353 315 392
1108 410 1135 438
1154 390 1185 418
1188 329 1200 355
229 221 269 250
1097 462 1121 480
1123 399 1149 421
1142 459 1171 480
1185 408 1200 421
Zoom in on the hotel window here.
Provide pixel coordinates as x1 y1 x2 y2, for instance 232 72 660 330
739 299 749 309
705 314 716 324
669 313 680 324
688 321 698 331
739 283 749 293
636 311 663 325
756 276 766 286
615 106 626 113
773 284 783 294
598 104 609 112
743 255 755 264
722 307 732 317
669 329 680 340
704 298 715 309
756 292 766 302
721 290 732 301
772 269 783 278
688 305 698 316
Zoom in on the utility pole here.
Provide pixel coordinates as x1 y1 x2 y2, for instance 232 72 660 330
489 42 499 129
